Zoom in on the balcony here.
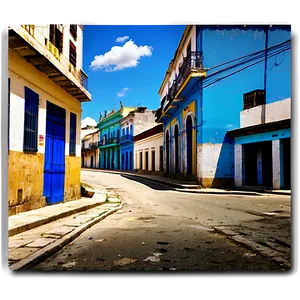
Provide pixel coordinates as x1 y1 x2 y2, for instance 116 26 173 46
176 51 205 91
82 141 101 151
9 25 91 102
106 137 120 145
99 138 119 148
156 51 206 123
168 80 177 101
89 141 99 149
119 134 134 145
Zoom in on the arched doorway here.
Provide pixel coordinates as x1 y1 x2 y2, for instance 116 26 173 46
166 130 170 173
186 115 193 174
174 124 179 173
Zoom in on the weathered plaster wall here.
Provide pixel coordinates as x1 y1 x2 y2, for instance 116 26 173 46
64 156 81 201
8 151 45 216
240 98 291 128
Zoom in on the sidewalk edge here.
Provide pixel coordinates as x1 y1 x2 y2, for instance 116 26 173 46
9 201 105 237
9 203 122 271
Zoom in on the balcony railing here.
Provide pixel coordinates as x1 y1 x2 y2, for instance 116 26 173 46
89 141 99 149
46 39 60 60
80 70 88 90
119 134 134 144
168 80 177 101
177 51 204 89
99 137 119 146
82 141 101 150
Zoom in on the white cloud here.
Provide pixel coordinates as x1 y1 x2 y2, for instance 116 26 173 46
117 87 129 97
81 117 97 128
115 36 130 43
90 40 153 72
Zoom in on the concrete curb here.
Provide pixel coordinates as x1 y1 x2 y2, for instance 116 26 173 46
214 226 291 270
121 173 197 190
174 188 265 196
83 168 291 196
9 200 106 237
9 203 122 271
122 174 268 196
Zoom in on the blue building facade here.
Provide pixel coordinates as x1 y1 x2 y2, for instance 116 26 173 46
119 122 134 171
119 107 157 171
156 25 291 189
97 107 135 170
98 110 121 170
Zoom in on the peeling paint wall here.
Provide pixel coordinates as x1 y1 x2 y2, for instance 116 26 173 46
132 111 156 136
8 151 45 216
197 143 234 188
64 156 81 201
240 98 291 128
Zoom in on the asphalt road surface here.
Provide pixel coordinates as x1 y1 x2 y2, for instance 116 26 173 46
32 170 290 271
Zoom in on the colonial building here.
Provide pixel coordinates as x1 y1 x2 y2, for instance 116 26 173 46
8 24 91 215
134 124 164 173
229 98 291 190
81 127 100 168
155 25 291 189
119 106 156 171
98 106 134 170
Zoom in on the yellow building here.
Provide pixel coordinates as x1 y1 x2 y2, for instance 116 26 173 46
8 25 91 216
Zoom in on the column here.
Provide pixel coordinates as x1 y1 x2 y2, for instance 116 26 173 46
135 152 138 170
109 148 113 169
234 144 243 187
114 148 118 170
272 139 281 189
106 149 109 169
149 149 153 171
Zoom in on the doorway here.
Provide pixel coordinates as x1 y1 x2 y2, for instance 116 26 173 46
43 101 66 205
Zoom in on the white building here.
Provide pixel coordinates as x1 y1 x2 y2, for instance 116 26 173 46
134 124 164 173
81 127 100 168
8 24 91 215
230 98 291 190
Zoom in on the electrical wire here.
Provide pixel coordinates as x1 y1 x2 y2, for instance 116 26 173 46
205 39 291 71
204 42 290 82
182 44 290 100
160 39 291 136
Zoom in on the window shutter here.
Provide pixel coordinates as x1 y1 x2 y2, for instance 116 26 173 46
23 87 39 152
69 112 77 155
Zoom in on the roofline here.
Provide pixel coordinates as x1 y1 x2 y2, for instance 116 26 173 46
158 25 193 95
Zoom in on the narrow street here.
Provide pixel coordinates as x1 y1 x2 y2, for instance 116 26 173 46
32 170 290 271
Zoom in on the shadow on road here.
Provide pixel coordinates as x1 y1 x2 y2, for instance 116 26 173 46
121 174 175 191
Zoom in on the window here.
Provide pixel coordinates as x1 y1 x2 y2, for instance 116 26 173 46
23 87 39 152
69 41 77 67
70 25 77 40
69 112 77 155
49 25 63 53
130 124 133 135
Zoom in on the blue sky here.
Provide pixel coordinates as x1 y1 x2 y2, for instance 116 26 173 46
81 25 185 123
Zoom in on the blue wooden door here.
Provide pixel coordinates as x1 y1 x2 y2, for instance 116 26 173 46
43 102 66 205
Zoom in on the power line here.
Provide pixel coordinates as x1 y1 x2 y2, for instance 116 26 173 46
206 39 291 72
181 44 290 100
